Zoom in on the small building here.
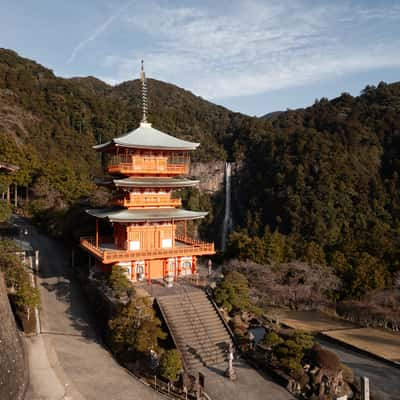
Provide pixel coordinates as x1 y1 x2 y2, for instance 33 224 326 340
80 63 215 283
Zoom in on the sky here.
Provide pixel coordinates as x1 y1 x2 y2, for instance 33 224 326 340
0 0 400 116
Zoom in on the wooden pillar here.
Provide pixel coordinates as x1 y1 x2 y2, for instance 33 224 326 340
177 257 181 278
172 219 175 247
192 257 197 275
7 185 10 203
14 183 17 207
146 260 151 284
184 220 187 241
95 219 99 248
163 259 167 278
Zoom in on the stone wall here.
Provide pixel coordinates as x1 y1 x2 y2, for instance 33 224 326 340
0 273 28 400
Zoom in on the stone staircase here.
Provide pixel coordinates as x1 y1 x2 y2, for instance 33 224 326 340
157 289 233 373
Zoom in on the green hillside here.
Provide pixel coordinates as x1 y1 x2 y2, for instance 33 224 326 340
1 48 400 298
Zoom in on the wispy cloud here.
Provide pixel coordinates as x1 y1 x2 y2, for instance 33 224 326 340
100 0 400 99
68 1 133 63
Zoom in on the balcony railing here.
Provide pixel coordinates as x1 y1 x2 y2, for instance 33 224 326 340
113 195 181 208
80 236 215 264
107 155 189 175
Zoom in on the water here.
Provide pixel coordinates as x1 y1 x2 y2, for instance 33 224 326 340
221 162 233 251
249 327 266 345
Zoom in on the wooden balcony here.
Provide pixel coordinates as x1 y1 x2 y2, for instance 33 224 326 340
107 155 189 175
113 195 181 208
80 236 215 264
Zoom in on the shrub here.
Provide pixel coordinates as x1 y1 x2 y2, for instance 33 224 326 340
214 271 259 314
108 297 166 354
293 331 314 351
309 344 340 372
108 266 131 298
340 363 354 383
159 350 182 383
263 331 284 348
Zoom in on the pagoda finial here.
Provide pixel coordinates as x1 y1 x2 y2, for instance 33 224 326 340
140 60 148 123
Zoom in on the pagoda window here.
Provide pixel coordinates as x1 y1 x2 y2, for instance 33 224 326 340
129 240 140 251
162 238 172 248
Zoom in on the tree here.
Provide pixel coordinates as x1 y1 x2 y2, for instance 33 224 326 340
108 265 131 298
214 271 257 314
13 279 40 320
0 200 11 222
263 331 283 348
350 252 388 298
159 350 182 383
303 241 326 266
108 297 166 354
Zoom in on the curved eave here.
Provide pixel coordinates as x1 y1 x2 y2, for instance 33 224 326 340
93 140 199 152
86 208 207 223
113 178 199 188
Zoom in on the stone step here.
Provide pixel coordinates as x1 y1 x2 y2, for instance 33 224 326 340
175 333 230 345
157 291 234 370
165 311 220 322
169 318 224 330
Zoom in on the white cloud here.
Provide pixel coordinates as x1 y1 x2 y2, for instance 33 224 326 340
101 0 400 99
68 0 133 63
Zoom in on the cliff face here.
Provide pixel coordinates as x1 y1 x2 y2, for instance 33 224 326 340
0 273 28 400
190 161 225 194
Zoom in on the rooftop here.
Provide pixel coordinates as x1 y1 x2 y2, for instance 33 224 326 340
86 207 207 223
94 122 199 152
112 177 199 188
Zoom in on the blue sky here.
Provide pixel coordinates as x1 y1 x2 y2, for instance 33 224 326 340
1 0 400 116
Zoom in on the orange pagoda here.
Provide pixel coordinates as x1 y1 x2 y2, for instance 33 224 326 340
80 63 215 283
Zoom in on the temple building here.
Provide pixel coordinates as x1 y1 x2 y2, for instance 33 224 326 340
80 62 215 283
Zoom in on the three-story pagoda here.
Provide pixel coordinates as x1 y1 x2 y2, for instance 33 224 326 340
80 63 215 283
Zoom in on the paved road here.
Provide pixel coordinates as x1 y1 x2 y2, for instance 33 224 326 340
318 337 400 400
14 216 162 400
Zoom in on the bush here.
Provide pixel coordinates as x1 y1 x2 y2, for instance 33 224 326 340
340 363 354 383
309 344 340 372
159 350 182 383
293 331 314 351
263 331 284 348
108 297 166 354
214 271 259 314
108 266 131 298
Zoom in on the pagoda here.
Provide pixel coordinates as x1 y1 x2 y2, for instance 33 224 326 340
80 62 215 283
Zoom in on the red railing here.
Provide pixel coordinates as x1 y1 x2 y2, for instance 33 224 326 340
113 196 181 208
107 155 189 175
80 236 215 264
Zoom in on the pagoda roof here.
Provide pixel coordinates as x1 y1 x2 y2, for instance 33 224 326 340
93 122 199 151
86 207 207 223
112 177 199 188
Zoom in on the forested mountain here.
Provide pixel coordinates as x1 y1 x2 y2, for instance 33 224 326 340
1 48 400 299
230 84 400 298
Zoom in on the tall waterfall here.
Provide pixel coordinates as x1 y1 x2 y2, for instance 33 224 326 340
221 162 233 251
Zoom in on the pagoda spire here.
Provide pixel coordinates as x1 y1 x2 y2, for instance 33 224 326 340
140 60 148 123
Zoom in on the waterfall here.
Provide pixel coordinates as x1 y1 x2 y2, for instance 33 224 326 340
221 162 233 251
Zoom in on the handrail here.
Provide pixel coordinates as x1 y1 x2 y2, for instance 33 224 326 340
114 197 181 208
80 237 215 263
